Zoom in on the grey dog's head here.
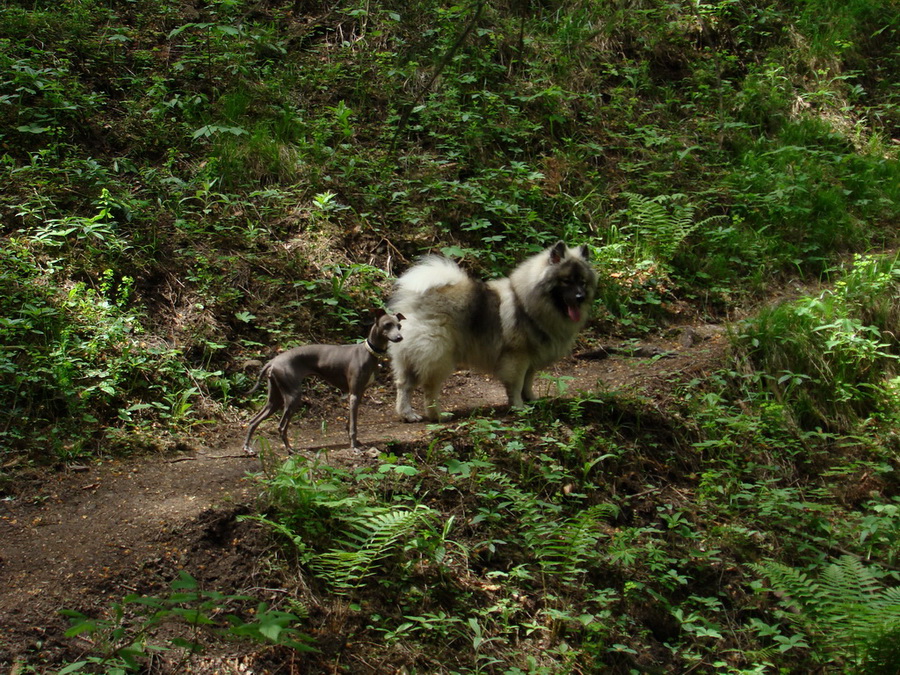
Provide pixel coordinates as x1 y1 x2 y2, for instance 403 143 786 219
372 308 405 344
546 241 596 324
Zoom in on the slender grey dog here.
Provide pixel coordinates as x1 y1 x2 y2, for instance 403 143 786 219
243 310 404 455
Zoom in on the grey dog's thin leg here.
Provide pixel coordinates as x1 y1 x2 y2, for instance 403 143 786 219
348 392 361 448
243 385 282 453
277 393 306 452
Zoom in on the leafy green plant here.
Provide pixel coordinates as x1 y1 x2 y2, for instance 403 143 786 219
0 236 214 455
734 254 900 432
597 191 732 324
59 571 314 674
295 262 389 332
30 188 128 255
854 499 900 565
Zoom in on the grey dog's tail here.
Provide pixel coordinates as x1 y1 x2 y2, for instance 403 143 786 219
245 362 271 397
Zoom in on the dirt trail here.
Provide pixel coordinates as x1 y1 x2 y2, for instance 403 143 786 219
0 324 727 669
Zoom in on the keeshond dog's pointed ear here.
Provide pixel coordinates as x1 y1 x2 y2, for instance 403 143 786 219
578 244 590 260
550 240 567 264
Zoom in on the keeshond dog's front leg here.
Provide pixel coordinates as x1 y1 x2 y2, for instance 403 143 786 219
394 375 443 422
500 359 531 408
395 379 423 422
423 381 444 421
521 366 537 402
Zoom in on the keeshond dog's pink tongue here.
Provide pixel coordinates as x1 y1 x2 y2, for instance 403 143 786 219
567 304 582 322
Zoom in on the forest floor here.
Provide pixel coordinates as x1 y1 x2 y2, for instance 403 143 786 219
0 319 730 672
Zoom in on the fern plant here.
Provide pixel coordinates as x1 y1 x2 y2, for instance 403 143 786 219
617 192 724 270
474 471 619 584
314 505 437 592
756 556 900 672
255 457 439 593
533 503 620 584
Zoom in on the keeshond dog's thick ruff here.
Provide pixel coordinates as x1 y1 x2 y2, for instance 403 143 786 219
388 241 597 422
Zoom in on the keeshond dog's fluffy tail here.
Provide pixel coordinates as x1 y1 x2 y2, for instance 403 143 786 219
388 241 596 422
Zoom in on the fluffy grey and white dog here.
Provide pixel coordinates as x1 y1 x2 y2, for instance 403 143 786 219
388 241 597 422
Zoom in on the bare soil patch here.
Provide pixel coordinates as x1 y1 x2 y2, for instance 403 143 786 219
0 323 728 671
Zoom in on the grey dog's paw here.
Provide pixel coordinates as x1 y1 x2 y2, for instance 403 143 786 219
242 446 257 457
400 412 424 423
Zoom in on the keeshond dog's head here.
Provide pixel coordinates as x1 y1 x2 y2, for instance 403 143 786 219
546 241 596 324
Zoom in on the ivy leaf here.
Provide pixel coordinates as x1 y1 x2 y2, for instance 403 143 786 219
17 124 50 134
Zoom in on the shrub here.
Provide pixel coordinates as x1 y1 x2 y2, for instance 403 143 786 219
734 254 900 433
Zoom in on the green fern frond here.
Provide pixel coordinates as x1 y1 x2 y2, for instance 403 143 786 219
240 514 314 563
757 556 900 670
580 502 621 523
869 585 900 612
314 505 436 592
754 561 823 615
619 192 723 264
820 555 882 608
532 503 619 582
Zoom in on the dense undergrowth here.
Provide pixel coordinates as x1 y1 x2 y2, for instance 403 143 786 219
2 0 900 672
